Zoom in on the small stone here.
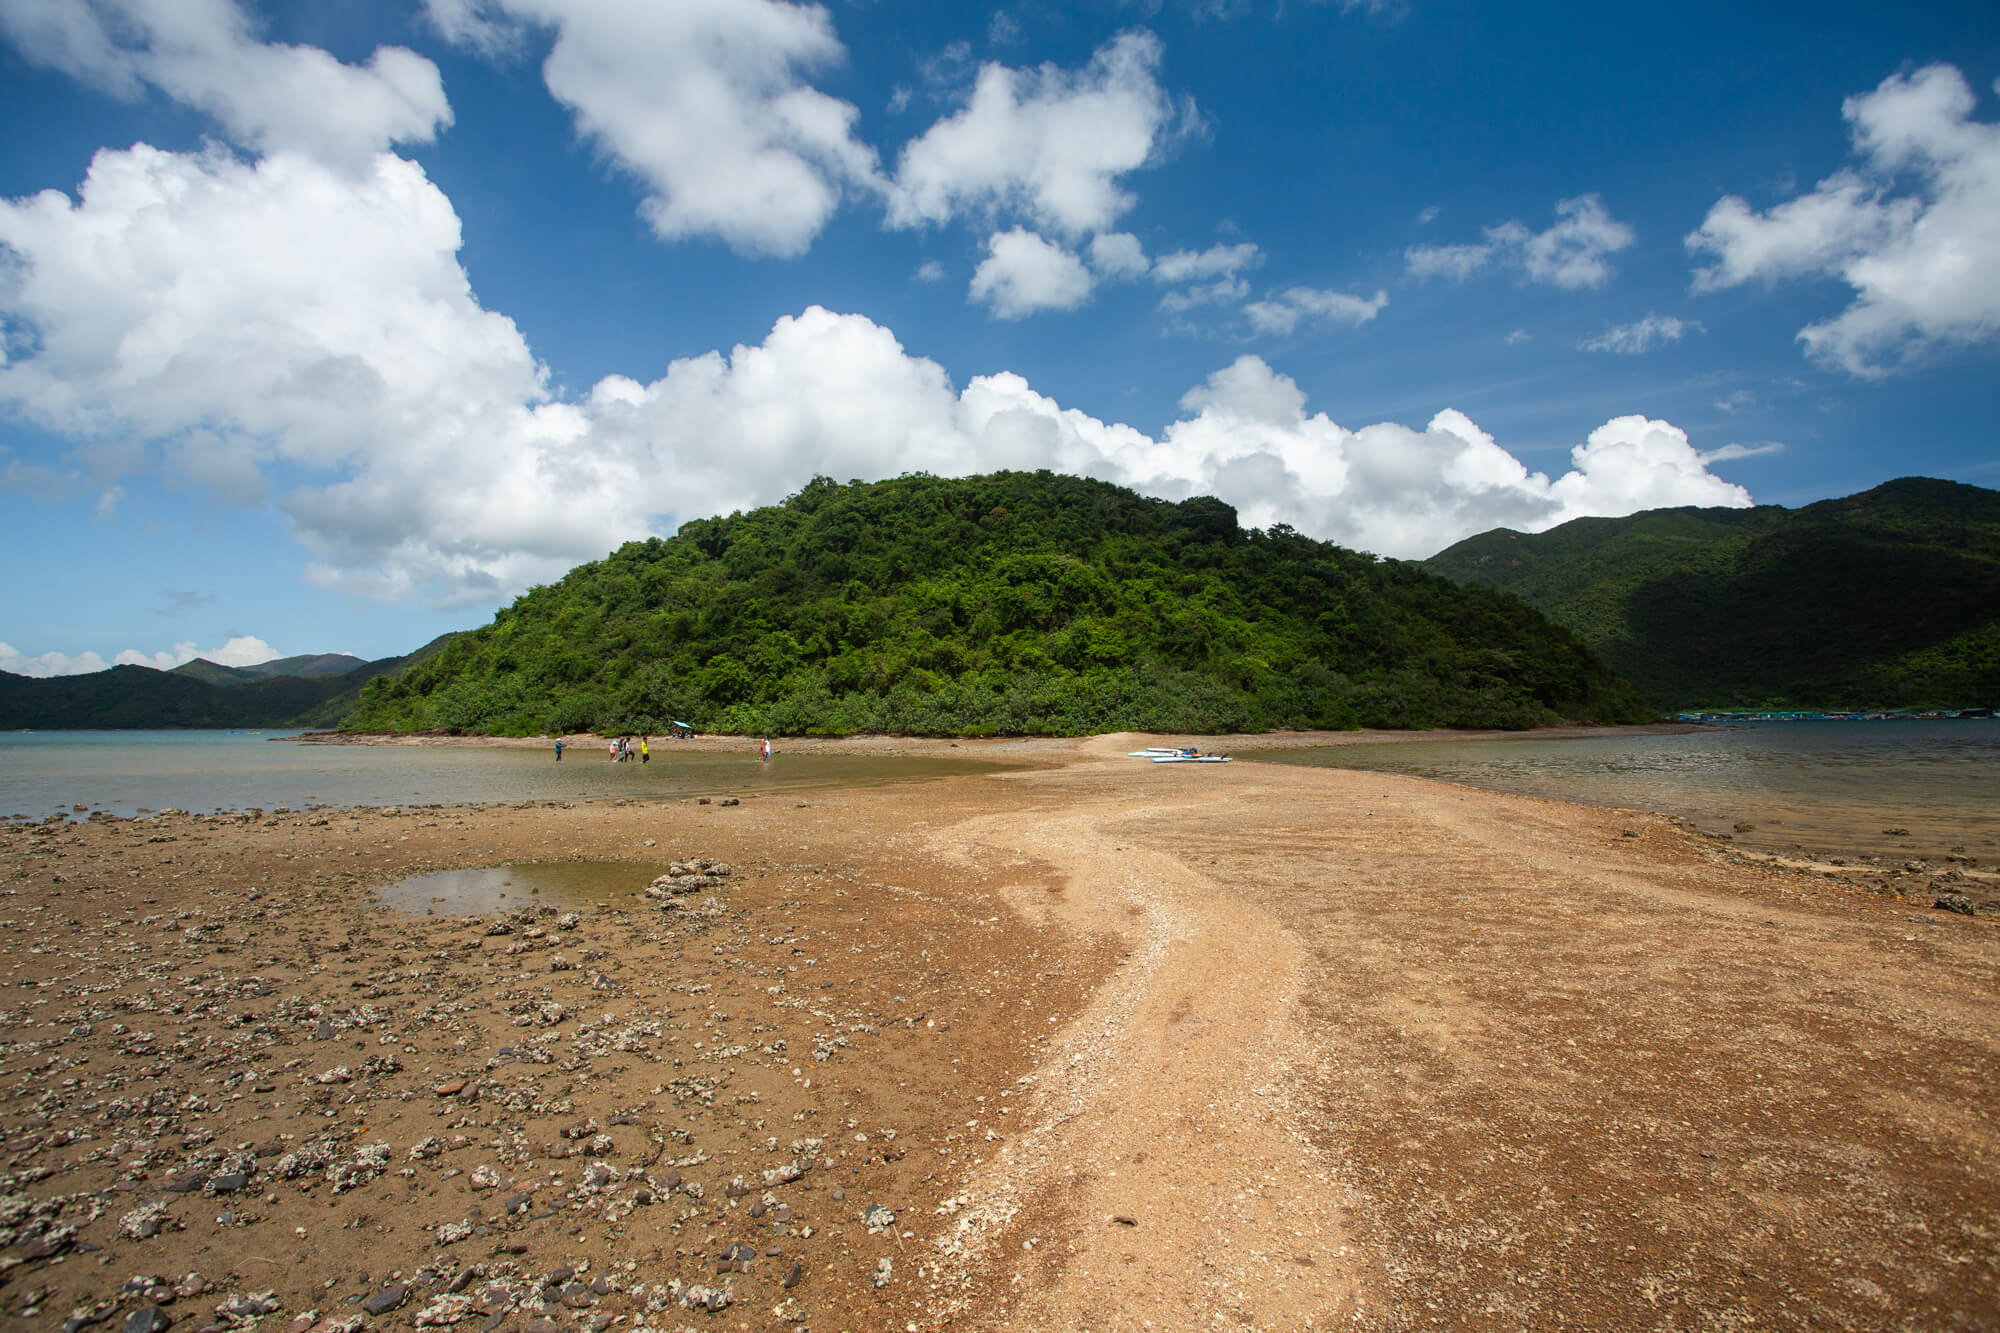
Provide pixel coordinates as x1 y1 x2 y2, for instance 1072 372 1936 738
123 1311 172 1333
1934 892 1976 916
361 1285 409 1317
22 1229 75 1259
64 1302 117 1333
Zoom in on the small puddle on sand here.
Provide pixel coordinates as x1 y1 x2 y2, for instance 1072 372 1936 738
376 861 667 914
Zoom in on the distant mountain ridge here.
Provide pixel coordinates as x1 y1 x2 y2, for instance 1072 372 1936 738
1422 477 2000 711
0 636 460 730
171 653 369 687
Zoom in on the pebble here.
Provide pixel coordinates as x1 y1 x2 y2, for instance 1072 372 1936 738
360 1285 409 1316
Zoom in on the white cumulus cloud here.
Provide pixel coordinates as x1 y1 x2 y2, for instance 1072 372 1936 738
1243 286 1388 335
888 30 1191 237
0 135 1753 606
1149 241 1263 317
0 642 109 677
1687 64 2000 377
969 228 1095 318
1150 241 1260 284
1407 194 1635 290
1404 242 1489 282
114 634 279 671
0 0 449 171
1580 313 1703 355
0 634 278 677
428 0 883 258
1125 358 1747 557
1088 231 1149 279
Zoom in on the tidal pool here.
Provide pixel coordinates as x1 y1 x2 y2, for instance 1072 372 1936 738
376 860 668 914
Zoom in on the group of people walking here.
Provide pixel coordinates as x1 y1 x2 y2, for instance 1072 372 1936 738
608 734 649 763
551 733 768 762
551 734 648 762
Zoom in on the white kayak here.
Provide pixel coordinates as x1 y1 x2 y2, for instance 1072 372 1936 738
1150 754 1231 763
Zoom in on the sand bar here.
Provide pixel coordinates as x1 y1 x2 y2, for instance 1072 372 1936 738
3 730 1995 1331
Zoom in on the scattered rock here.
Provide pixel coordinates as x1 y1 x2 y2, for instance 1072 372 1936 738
676 1284 730 1312
361 1285 410 1317
118 1203 178 1241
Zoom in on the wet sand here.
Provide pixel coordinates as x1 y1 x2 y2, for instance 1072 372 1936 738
4 732 1996 1332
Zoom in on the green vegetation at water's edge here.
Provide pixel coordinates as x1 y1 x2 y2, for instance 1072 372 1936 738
1422 477 2000 712
348 472 1650 736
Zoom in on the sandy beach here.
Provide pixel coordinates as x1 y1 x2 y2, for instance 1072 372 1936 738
4 731 1996 1332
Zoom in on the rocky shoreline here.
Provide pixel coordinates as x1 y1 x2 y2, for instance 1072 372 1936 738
4 735 1996 1331
3 794 1109 1332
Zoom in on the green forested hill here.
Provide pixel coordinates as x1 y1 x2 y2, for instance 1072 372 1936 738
0 635 461 730
1423 477 2000 711
0 664 367 729
348 471 1649 736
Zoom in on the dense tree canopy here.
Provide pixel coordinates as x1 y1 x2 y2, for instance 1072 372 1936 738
1425 477 2000 711
348 471 1650 736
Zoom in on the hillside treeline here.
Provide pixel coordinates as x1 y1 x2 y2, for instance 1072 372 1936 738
1424 477 2000 711
349 472 1649 736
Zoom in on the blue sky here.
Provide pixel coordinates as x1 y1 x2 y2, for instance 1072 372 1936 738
2 0 1997 675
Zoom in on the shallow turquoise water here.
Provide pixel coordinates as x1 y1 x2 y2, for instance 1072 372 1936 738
1245 719 2000 860
0 730 996 819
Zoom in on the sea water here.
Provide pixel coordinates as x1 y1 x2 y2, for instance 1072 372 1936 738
1247 719 2000 862
0 730 997 820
